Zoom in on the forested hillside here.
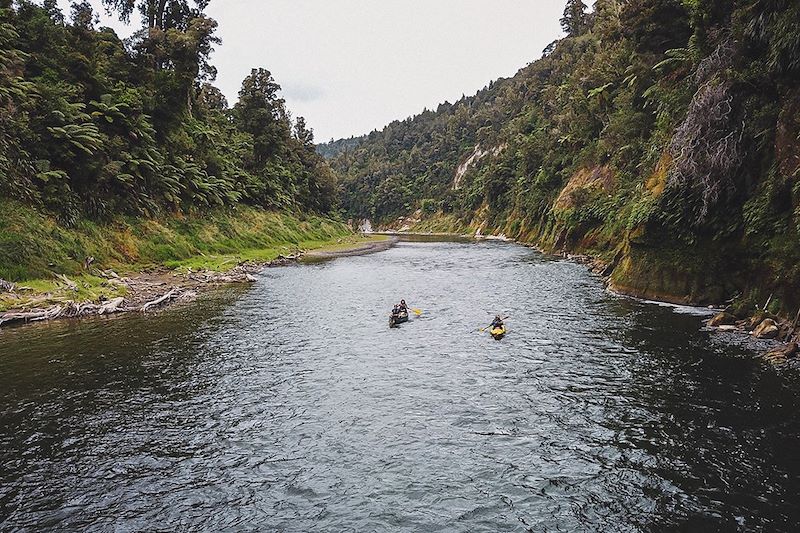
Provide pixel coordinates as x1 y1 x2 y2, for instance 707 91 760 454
1 0 336 219
0 0 341 280
326 0 800 311
316 135 363 160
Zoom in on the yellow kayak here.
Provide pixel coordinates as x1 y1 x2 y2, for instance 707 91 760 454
490 326 506 340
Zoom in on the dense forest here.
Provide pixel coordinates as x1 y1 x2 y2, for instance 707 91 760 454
1 0 337 224
325 0 800 311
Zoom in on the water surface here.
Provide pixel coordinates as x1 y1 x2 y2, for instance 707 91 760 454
1 239 799 531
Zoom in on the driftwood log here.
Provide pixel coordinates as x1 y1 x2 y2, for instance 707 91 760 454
0 297 129 327
98 297 125 315
0 306 63 326
140 288 181 312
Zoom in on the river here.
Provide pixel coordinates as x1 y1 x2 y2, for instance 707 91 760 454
1 238 799 531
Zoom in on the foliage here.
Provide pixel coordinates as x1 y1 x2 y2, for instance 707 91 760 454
324 0 800 307
0 0 337 226
0 199 349 282
561 0 589 37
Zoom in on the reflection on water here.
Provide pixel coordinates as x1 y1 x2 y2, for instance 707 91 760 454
1 240 799 531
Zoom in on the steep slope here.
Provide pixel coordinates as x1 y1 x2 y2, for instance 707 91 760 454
326 0 800 312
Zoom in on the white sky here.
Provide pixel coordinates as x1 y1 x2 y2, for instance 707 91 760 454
56 0 566 141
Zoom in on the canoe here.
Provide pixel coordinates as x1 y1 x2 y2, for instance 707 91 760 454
389 311 409 328
490 326 506 340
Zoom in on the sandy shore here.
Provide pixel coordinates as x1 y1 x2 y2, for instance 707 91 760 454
302 236 397 260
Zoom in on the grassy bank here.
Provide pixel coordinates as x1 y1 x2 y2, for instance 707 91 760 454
406 214 474 235
0 201 354 311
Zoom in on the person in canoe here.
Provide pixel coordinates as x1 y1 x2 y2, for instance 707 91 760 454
390 304 408 327
489 315 504 330
399 300 408 313
487 315 507 339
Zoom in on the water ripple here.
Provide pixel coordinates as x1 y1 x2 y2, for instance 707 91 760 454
1 239 800 531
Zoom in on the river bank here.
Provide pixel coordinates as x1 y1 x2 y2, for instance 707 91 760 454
301 235 396 260
0 234 393 328
376 223 798 365
0 201 397 327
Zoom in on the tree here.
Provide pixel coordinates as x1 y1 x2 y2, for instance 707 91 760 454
101 0 209 30
294 116 314 147
592 0 623 40
70 1 95 29
560 0 588 36
197 82 227 111
41 0 64 24
0 0 338 222
234 68 291 167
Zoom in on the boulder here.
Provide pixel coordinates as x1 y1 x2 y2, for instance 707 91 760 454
753 318 779 339
708 312 736 327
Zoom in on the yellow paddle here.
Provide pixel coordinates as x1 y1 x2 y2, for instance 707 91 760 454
411 308 423 316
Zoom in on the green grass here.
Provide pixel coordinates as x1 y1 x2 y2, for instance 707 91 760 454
0 200 353 310
0 274 129 311
405 213 473 234
164 245 296 271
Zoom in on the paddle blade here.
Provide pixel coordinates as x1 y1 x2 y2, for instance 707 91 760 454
412 308 423 316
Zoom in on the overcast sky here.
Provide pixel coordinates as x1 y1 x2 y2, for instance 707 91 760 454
57 0 567 142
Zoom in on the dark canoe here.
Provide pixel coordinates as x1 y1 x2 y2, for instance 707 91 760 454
389 311 409 328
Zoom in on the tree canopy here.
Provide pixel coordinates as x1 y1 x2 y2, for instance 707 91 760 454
560 0 588 36
0 0 337 223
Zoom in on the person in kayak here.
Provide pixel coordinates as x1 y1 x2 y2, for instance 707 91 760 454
489 315 504 330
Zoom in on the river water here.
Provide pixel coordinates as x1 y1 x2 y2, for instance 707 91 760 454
1 238 799 531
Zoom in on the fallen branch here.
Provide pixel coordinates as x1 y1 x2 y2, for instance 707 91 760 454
140 288 181 312
0 309 49 326
98 297 125 315
98 269 120 279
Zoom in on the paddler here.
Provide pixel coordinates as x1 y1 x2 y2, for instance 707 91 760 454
489 315 504 330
